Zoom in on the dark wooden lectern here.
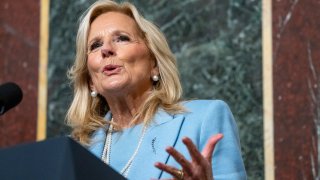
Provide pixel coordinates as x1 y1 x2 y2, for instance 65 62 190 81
0 137 125 180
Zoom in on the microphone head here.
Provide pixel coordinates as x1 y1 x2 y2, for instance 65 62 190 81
0 82 23 115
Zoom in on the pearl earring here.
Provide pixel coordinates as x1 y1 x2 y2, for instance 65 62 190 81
91 91 98 97
152 75 159 82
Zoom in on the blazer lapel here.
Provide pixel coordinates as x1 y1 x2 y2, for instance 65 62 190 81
128 110 185 179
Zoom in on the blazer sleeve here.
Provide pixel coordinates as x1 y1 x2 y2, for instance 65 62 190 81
199 100 247 179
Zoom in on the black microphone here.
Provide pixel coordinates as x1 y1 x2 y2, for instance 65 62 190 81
0 82 23 115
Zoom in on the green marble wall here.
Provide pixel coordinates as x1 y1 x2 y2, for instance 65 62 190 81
48 0 262 179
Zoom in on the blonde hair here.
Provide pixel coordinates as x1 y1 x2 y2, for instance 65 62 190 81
66 0 184 145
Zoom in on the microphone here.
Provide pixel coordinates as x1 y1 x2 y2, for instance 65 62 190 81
0 82 23 115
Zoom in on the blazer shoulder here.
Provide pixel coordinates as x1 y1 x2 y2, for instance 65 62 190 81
180 99 235 129
182 99 231 113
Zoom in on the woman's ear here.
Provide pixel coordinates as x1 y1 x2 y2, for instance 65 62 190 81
151 66 160 79
88 78 96 92
151 58 159 76
152 65 159 74
151 63 160 83
89 79 98 97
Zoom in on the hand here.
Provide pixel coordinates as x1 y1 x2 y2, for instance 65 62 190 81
154 134 223 180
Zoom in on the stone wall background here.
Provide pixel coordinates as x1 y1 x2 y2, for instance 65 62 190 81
272 0 320 178
48 0 263 179
0 0 40 147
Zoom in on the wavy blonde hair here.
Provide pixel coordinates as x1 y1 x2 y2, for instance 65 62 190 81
66 0 184 145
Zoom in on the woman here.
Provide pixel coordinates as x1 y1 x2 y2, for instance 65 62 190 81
67 0 246 179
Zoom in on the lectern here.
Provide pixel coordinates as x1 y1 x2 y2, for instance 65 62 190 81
0 137 126 180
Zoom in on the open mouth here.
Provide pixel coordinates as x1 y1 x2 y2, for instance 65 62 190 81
102 64 122 75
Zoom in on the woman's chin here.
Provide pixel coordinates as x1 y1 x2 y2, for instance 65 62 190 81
101 78 127 89
100 83 128 95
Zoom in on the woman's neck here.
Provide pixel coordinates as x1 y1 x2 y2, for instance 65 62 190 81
105 90 151 128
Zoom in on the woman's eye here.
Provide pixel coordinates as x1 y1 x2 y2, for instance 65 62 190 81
89 41 103 51
115 35 130 42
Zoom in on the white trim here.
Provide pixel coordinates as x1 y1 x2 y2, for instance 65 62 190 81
37 0 50 141
263 0 274 179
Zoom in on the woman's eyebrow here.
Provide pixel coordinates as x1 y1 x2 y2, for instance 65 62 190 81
88 35 102 45
111 29 132 37
88 30 129 43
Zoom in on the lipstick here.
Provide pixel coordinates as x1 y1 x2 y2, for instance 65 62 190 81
102 64 122 76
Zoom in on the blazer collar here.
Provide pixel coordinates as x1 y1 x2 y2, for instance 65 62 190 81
104 108 177 128
129 110 186 179
89 109 186 179
149 108 179 128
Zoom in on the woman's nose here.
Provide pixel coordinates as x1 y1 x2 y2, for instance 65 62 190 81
101 42 115 58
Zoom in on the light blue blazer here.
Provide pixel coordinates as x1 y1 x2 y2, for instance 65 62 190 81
89 100 247 179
